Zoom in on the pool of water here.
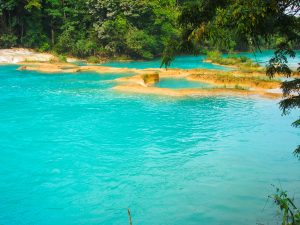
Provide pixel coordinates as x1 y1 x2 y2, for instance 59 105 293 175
155 78 212 89
99 50 300 70
227 50 300 69
0 65 299 225
100 55 229 70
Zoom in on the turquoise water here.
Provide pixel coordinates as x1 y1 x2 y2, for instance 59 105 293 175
0 65 300 225
156 78 212 89
100 50 300 70
226 50 300 69
100 55 229 70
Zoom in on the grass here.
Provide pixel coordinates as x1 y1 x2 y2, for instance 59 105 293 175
191 72 280 89
87 56 100 64
234 84 249 90
49 54 67 63
23 59 43 63
206 50 263 72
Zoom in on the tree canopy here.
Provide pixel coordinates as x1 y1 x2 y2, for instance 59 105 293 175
162 0 300 156
0 0 180 60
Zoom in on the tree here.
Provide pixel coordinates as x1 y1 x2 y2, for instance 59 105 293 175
87 0 179 58
162 0 300 156
0 0 179 59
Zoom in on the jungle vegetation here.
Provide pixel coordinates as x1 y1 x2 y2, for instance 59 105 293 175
1 0 297 60
0 0 179 60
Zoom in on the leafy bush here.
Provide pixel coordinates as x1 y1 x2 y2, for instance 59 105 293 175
125 28 157 59
0 34 17 48
50 55 67 63
73 39 97 58
94 16 128 56
23 31 49 49
87 56 100 64
271 187 300 225
38 42 50 52
206 50 222 61
206 51 261 71
58 55 67 62
239 56 249 62
55 27 75 54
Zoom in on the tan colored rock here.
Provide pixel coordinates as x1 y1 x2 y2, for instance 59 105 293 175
112 84 281 99
0 48 79 64
142 73 159 85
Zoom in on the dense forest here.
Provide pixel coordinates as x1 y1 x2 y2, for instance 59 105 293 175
0 0 180 60
161 0 300 65
1 0 298 61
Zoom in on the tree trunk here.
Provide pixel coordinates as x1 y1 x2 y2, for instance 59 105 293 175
8 12 11 33
51 28 55 45
62 0 66 19
21 23 24 44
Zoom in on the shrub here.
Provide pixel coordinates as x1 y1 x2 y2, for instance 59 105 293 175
239 56 249 62
55 27 75 54
0 34 17 48
23 31 49 49
87 56 100 64
207 50 222 61
73 39 97 58
38 42 50 52
125 28 157 59
58 55 67 62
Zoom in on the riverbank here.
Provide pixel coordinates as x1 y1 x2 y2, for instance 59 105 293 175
0 48 78 64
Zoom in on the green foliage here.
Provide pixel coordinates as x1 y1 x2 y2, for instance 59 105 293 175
265 42 300 158
38 42 50 52
239 56 248 63
163 0 299 66
0 0 179 59
234 84 248 90
160 39 178 69
206 50 221 62
73 40 97 58
267 43 296 78
48 54 67 63
54 26 76 54
88 0 179 59
87 56 100 64
206 50 260 70
58 55 67 62
0 34 17 48
125 28 156 59
23 32 49 49
271 187 300 225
